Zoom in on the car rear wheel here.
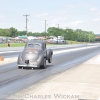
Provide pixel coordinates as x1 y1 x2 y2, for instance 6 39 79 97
48 55 52 63
40 58 46 69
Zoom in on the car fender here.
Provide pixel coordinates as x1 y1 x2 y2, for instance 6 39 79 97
38 53 45 65
17 52 22 64
46 49 53 60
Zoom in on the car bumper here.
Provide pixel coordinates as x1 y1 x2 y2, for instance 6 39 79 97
18 54 44 68
18 64 39 68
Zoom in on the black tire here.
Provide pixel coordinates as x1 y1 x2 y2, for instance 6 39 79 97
40 58 46 69
48 55 52 63
18 66 22 69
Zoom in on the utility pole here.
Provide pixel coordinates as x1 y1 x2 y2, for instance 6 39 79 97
45 20 47 33
44 20 47 38
23 15 30 37
57 24 60 29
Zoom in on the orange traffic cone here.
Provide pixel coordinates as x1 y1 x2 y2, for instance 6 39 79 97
0 56 4 61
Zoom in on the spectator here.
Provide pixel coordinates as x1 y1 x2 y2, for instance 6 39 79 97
8 42 10 47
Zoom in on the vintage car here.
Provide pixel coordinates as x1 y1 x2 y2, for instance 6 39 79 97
17 40 53 69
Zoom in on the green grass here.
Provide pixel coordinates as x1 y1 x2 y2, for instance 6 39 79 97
67 40 83 44
0 43 26 48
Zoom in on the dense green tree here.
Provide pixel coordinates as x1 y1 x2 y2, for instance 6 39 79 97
0 27 96 43
10 27 18 37
27 32 33 36
33 32 42 37
18 31 26 36
47 27 66 38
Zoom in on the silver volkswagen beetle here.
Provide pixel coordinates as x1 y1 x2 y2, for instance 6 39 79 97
17 40 53 69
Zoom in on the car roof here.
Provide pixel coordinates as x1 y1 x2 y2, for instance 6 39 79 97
27 40 46 45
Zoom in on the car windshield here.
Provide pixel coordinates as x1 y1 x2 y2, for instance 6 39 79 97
28 43 40 48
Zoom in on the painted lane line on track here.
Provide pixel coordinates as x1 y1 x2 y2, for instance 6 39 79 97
0 50 22 54
54 45 99 54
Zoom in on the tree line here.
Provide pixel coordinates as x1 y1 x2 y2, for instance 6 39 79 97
0 27 96 42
